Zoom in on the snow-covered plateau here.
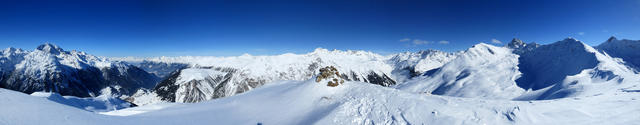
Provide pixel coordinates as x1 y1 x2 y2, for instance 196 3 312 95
1 37 640 125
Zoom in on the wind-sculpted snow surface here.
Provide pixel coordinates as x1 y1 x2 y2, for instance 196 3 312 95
0 44 158 98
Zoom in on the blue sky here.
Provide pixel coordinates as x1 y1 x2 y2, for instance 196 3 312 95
1 0 639 57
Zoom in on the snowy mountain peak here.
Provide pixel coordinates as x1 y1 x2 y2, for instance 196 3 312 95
36 43 65 55
309 48 334 55
1 43 158 98
471 43 493 48
3 47 24 55
561 37 579 43
544 38 591 52
469 43 501 53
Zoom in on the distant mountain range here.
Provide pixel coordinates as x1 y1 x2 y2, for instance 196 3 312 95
2 37 639 105
0 43 157 99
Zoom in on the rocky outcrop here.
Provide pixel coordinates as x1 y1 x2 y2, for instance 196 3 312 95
154 67 264 103
316 66 345 87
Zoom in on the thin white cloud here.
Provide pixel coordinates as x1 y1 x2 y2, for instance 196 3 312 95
399 38 411 42
438 40 450 44
578 32 585 35
412 39 430 45
399 38 446 46
491 39 502 44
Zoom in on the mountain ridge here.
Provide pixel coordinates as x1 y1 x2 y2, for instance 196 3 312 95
0 43 158 98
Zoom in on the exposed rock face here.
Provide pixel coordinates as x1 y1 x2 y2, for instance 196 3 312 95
316 66 344 87
506 38 540 54
154 67 263 103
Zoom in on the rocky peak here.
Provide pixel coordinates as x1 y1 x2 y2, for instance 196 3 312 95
315 66 344 87
606 36 618 43
507 38 526 49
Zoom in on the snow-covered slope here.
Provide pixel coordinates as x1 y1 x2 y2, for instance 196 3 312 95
396 43 526 99
30 92 132 112
397 38 640 101
596 36 640 71
515 38 638 100
387 50 459 83
0 44 158 98
3 77 640 125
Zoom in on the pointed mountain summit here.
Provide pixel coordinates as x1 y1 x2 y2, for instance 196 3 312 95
507 38 526 48
506 38 540 54
36 43 65 55
606 36 618 42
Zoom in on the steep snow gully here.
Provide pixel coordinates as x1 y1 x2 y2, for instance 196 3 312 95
1 37 640 125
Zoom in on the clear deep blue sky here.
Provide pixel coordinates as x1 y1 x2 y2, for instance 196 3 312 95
1 0 639 57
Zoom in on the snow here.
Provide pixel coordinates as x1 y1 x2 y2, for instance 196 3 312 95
515 38 638 100
112 48 457 103
30 92 132 112
127 89 164 106
3 38 640 124
100 103 177 116
110 48 448 83
2 79 640 125
387 50 459 83
0 88 117 125
396 43 526 99
1 43 157 98
397 38 640 101
596 36 640 71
